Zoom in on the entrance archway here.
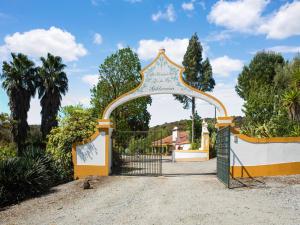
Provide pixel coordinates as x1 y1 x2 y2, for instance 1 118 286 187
73 49 234 180
102 49 227 120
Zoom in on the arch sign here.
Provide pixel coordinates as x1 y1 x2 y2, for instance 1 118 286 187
103 49 228 120
72 49 234 178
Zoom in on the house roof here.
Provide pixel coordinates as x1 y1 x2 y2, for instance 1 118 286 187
152 131 190 146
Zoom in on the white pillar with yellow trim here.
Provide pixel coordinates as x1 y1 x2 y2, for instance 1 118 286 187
72 119 114 179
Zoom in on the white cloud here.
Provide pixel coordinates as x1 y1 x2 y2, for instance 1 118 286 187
255 45 300 54
258 1 300 39
208 0 269 32
125 0 142 3
205 31 231 42
211 56 244 77
182 1 195 11
211 83 244 117
117 42 125 49
93 33 103 45
91 0 105 6
152 4 176 22
0 27 87 62
137 38 189 64
82 74 99 86
208 0 300 40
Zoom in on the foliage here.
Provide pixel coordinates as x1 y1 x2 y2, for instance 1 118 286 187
46 105 97 181
236 51 300 137
26 125 44 148
236 51 285 100
149 119 189 136
0 143 16 161
190 142 200 150
0 113 12 145
174 33 215 142
37 53 68 139
275 55 300 122
186 112 202 142
282 89 300 122
127 135 155 154
0 146 56 207
1 53 36 155
90 47 152 131
207 120 217 158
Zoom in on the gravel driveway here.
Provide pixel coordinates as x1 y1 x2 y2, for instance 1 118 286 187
1 158 299 225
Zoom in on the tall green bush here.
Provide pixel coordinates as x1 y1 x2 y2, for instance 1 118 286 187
46 105 97 181
236 52 300 137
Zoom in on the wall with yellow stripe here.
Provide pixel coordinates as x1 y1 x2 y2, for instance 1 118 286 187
230 130 300 178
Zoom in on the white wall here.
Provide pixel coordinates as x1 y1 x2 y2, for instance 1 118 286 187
76 132 106 166
174 151 208 160
182 144 190 150
230 133 300 166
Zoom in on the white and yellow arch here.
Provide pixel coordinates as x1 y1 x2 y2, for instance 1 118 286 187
101 49 231 124
73 49 233 178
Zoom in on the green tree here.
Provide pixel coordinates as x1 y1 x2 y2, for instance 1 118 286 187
236 51 285 100
187 112 202 144
37 53 68 139
275 56 300 122
174 33 215 142
236 52 300 137
90 47 152 131
47 105 97 180
1 53 36 155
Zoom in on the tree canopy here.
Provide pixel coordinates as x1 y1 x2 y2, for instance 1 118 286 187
236 52 300 137
90 47 152 131
174 33 215 142
37 53 68 139
1 53 36 155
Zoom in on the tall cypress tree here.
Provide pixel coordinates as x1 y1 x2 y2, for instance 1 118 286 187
174 33 215 142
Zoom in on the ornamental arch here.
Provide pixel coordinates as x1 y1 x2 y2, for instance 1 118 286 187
102 49 228 120
72 49 234 179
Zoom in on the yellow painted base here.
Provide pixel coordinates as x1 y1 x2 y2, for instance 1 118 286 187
74 165 109 179
231 162 300 178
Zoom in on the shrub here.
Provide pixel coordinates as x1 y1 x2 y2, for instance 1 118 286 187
190 141 200 150
46 105 97 181
0 144 16 161
0 146 56 207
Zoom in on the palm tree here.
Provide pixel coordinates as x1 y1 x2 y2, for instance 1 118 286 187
1 53 36 155
282 89 300 122
37 53 68 139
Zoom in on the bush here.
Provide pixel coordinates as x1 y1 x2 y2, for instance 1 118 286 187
0 146 56 207
0 144 16 161
46 105 97 181
190 141 200 150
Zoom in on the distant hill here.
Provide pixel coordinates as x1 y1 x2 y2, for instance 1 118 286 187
149 116 244 137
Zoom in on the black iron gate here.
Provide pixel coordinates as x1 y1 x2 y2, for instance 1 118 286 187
216 126 231 188
112 130 162 176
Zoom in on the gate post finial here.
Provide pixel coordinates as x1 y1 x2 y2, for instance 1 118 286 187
215 116 235 129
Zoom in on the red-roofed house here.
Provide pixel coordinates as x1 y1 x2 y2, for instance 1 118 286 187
153 127 191 153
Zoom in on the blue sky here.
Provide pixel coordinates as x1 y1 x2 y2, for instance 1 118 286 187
1 0 300 126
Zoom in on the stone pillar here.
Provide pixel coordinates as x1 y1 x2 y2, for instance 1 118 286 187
72 119 114 179
200 120 210 151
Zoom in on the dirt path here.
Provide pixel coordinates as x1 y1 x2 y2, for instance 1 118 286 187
1 159 300 225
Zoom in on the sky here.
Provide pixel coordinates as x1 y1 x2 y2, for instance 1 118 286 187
0 0 300 126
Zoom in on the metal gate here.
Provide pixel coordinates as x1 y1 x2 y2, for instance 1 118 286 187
216 126 231 188
111 130 162 176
